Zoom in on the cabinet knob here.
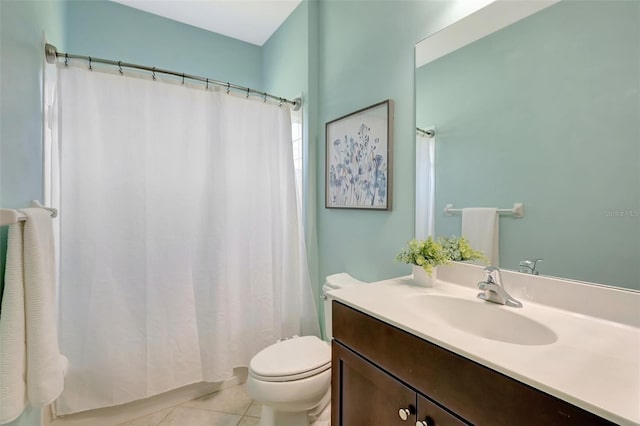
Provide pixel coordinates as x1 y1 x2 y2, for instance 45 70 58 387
398 407 413 421
416 417 435 426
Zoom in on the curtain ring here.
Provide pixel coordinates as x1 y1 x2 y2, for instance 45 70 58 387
206 78 209 90
152 67 156 80
118 61 123 75
88 57 92 71
278 98 283 107
263 93 267 103
246 88 250 98
182 73 185 85
226 83 230 94
64 53 68 66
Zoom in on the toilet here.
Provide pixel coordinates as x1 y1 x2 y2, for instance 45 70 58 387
247 273 364 426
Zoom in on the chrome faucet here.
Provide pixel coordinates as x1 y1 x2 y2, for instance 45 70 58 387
477 266 522 308
519 258 542 275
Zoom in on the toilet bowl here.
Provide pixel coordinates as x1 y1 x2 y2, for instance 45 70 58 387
247 273 365 426
247 335 331 426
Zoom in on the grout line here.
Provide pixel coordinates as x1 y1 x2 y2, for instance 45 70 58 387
156 407 174 425
236 414 260 426
177 403 253 417
241 401 254 416
238 399 259 425
118 406 174 426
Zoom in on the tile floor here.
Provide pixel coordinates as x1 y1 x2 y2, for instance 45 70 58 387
118 383 262 426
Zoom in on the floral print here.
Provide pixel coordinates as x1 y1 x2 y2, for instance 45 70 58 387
328 123 387 207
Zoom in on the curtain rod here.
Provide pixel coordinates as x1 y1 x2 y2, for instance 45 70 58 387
44 43 302 111
416 127 435 138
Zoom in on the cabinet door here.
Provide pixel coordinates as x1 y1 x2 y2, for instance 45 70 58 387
417 394 468 426
332 341 416 426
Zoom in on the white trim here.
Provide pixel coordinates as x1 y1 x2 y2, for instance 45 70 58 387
416 0 560 68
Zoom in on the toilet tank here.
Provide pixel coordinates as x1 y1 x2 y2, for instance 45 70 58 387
322 273 365 341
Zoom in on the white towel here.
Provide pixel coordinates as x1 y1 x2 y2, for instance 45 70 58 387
461 208 499 266
0 222 28 424
22 208 65 406
0 208 66 424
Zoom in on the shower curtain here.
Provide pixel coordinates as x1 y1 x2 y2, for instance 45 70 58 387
49 63 320 415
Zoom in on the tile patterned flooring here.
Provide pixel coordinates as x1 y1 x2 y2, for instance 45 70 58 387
118 383 262 426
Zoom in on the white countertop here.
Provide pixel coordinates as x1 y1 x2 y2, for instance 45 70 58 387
329 274 640 426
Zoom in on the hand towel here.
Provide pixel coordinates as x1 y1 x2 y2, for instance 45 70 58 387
0 208 65 424
462 208 499 266
21 208 65 407
0 222 28 424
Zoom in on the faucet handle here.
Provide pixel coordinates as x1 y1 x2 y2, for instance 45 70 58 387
483 266 502 284
519 259 542 275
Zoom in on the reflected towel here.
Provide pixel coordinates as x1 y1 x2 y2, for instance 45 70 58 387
0 208 66 424
462 208 499 266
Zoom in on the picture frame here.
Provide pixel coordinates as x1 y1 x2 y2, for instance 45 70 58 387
325 99 393 210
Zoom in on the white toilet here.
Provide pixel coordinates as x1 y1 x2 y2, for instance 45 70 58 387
247 273 364 426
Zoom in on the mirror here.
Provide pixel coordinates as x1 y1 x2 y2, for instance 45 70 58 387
415 0 639 291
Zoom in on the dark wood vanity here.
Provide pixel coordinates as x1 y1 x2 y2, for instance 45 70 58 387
331 301 614 426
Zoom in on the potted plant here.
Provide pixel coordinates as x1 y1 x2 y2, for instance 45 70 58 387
395 237 449 287
396 236 486 287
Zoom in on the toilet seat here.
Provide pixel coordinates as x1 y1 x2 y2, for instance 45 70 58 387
249 336 331 382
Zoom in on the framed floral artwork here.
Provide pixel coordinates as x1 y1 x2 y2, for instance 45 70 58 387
325 100 393 210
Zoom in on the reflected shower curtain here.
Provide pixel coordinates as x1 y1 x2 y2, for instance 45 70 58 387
415 131 435 240
52 64 319 415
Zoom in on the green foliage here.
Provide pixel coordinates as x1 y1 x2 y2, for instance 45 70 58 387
396 236 487 276
438 236 487 263
395 237 449 276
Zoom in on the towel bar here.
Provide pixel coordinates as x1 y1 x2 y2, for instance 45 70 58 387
444 203 524 218
0 201 58 226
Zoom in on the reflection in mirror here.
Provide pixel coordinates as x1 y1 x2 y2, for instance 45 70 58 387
415 127 435 240
415 1 639 290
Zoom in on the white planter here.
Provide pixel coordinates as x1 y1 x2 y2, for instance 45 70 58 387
412 264 437 287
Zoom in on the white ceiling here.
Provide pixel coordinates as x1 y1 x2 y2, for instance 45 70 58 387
112 0 303 46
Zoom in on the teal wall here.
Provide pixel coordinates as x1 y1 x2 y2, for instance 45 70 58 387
0 2 262 424
263 0 473 335
315 0 489 285
0 0 65 275
0 2 65 421
65 0 262 88
0 0 263 291
416 1 639 290
0 4 66 426
262 0 323 318
263 1 309 100
6 1 636 424
0 0 65 208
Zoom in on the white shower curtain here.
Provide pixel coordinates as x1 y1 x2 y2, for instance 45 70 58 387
51 64 319 415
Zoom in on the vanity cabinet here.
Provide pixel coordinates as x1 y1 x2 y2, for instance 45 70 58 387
332 340 466 425
331 301 614 426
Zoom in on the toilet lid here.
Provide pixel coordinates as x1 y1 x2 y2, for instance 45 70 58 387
250 336 331 382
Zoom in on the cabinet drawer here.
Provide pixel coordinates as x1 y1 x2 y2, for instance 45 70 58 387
418 395 467 426
332 301 613 426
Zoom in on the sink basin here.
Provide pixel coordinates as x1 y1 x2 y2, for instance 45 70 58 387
407 294 558 346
